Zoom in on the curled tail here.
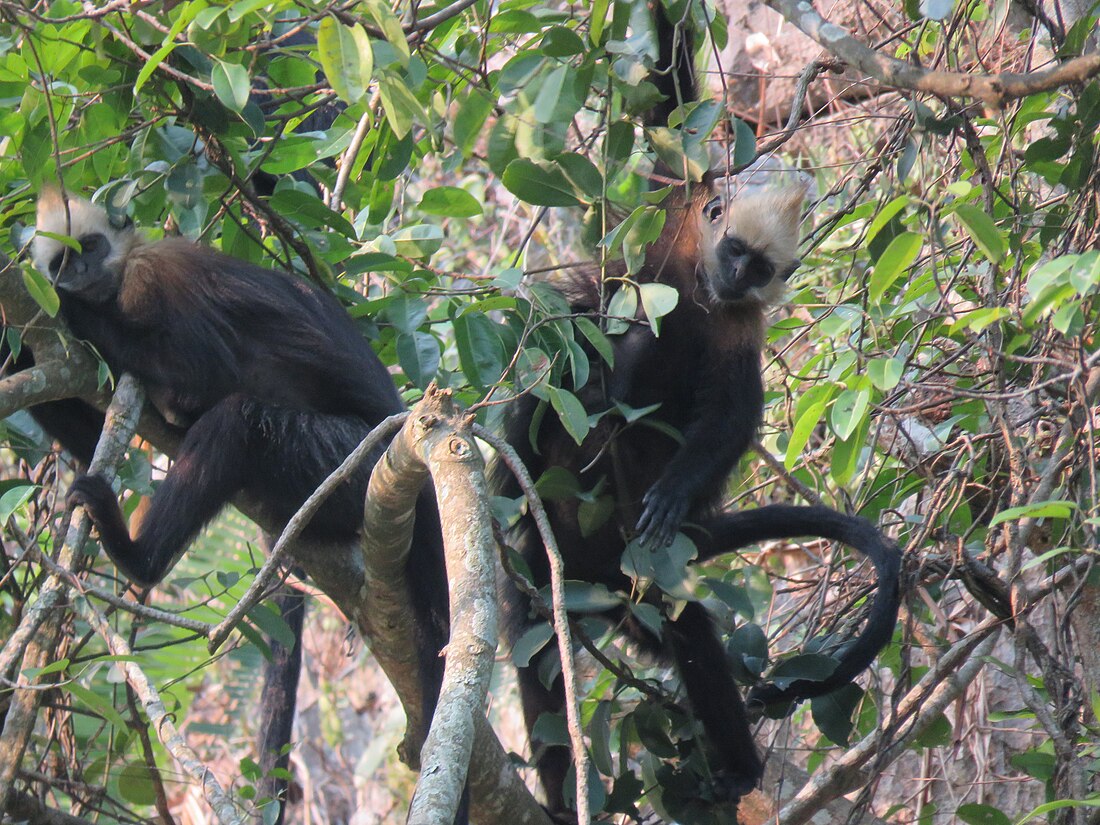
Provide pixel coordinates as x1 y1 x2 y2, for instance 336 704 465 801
689 504 902 712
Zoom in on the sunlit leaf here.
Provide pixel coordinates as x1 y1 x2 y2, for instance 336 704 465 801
317 17 373 105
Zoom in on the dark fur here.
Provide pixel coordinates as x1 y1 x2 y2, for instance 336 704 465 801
0 336 106 466
30 203 466 824
497 4 900 816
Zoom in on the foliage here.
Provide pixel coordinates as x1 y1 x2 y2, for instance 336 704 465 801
0 0 1097 823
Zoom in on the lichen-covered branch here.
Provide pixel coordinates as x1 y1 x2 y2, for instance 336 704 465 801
407 395 498 824
473 423 592 825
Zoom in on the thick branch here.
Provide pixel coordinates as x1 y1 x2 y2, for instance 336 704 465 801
766 0 1100 105
407 394 498 824
0 254 102 414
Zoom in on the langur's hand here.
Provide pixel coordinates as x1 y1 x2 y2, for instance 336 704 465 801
636 480 690 548
66 473 116 515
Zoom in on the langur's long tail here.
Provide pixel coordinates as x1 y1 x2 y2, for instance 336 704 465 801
688 504 902 713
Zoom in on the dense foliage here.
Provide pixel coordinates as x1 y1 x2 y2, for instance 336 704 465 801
0 1 1098 823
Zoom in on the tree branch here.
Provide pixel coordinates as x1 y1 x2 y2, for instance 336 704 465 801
405 391 498 824
778 623 1002 824
765 0 1100 105
0 375 144 812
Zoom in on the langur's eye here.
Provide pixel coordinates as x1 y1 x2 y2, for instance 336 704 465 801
703 196 724 223
79 235 101 253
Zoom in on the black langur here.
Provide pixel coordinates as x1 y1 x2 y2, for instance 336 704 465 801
30 189 466 823
497 5 901 818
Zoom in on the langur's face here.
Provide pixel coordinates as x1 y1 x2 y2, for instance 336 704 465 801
33 192 132 303
695 183 806 307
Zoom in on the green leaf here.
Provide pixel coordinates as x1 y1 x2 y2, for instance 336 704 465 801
502 159 580 207
269 190 356 236
810 682 862 746
829 386 870 441
732 117 756 166
767 653 839 688
541 26 586 57
211 59 250 112
728 623 768 667
868 357 904 391
534 467 581 501
317 17 373 105
396 331 440 387
989 500 1076 526
621 533 698 599
453 312 503 388
588 701 614 775
453 91 495 157
390 224 443 258
1009 749 1056 781
378 70 425 139
574 316 614 367
64 682 129 730
869 231 921 304
956 804 1012 825
914 713 952 747
0 484 36 522
22 266 60 317
247 603 297 650
118 762 158 806
605 285 638 335
831 412 869 485
577 495 614 536
637 282 678 334
604 120 635 169
362 0 410 67
25 657 69 678
533 63 570 124
547 386 590 445
134 42 177 95
555 153 603 199
556 580 621 612
785 400 827 469
512 622 553 667
954 204 1005 263
419 186 482 217
623 208 666 273
866 195 910 244
1015 798 1100 823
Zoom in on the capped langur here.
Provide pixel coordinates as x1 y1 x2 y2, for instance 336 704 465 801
497 4 901 817
31 189 466 824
